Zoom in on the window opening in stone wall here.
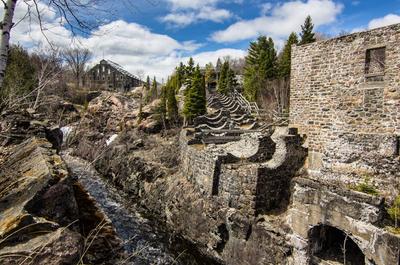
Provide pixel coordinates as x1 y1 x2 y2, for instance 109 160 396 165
365 47 385 81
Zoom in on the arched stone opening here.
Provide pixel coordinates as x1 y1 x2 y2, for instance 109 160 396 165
308 225 366 265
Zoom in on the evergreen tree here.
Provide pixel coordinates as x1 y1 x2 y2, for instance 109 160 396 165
145 75 151 90
159 85 167 115
187 57 195 73
150 76 158 100
216 58 222 79
217 61 229 94
181 57 196 97
278 32 298 77
204 62 215 90
183 65 206 123
157 84 167 129
176 62 185 90
166 79 179 124
1 45 37 107
226 68 238 92
300 15 316 45
144 75 151 103
243 36 277 101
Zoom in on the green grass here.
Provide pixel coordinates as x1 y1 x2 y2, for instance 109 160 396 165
352 182 379 196
349 176 379 196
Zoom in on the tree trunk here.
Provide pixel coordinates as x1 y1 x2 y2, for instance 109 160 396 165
0 0 18 88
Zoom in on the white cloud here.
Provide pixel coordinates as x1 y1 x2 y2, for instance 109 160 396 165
260 3 273 16
368 14 400 29
166 0 219 10
211 0 343 43
161 0 234 27
161 6 232 26
5 2 244 81
190 48 246 66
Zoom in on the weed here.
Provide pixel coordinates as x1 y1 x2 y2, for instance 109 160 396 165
349 175 379 196
387 195 400 228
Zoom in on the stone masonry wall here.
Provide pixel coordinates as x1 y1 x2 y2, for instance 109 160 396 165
290 24 400 183
180 130 218 195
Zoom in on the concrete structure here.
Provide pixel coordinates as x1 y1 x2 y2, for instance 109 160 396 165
87 60 142 92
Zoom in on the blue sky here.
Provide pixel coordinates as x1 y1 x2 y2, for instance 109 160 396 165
115 0 400 52
6 0 400 79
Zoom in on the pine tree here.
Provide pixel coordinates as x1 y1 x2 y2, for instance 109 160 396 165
204 62 215 90
176 62 185 90
144 75 151 103
243 36 277 101
157 84 167 129
183 65 206 123
145 75 151 90
215 58 222 80
278 32 299 77
217 61 229 94
300 15 316 45
226 68 238 92
187 57 195 74
1 45 37 106
150 76 158 100
167 83 179 124
182 57 196 97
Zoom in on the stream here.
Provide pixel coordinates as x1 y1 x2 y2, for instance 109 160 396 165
63 154 218 265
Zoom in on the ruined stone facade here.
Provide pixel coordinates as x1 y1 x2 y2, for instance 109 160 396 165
290 23 400 191
87 60 142 92
287 24 400 264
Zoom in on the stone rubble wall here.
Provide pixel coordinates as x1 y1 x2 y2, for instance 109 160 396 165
290 23 400 184
179 130 220 195
180 127 307 216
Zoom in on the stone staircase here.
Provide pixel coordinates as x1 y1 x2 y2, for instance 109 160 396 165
190 92 266 144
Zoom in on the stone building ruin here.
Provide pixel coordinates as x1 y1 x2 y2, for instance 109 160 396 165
86 60 142 92
290 23 399 184
286 23 400 265
179 23 400 265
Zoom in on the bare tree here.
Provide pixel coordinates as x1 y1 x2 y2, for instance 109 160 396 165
63 47 91 89
31 48 64 109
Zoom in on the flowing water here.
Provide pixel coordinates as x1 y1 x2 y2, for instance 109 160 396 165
63 154 218 265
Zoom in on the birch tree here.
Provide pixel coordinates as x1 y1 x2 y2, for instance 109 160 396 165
0 0 17 88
